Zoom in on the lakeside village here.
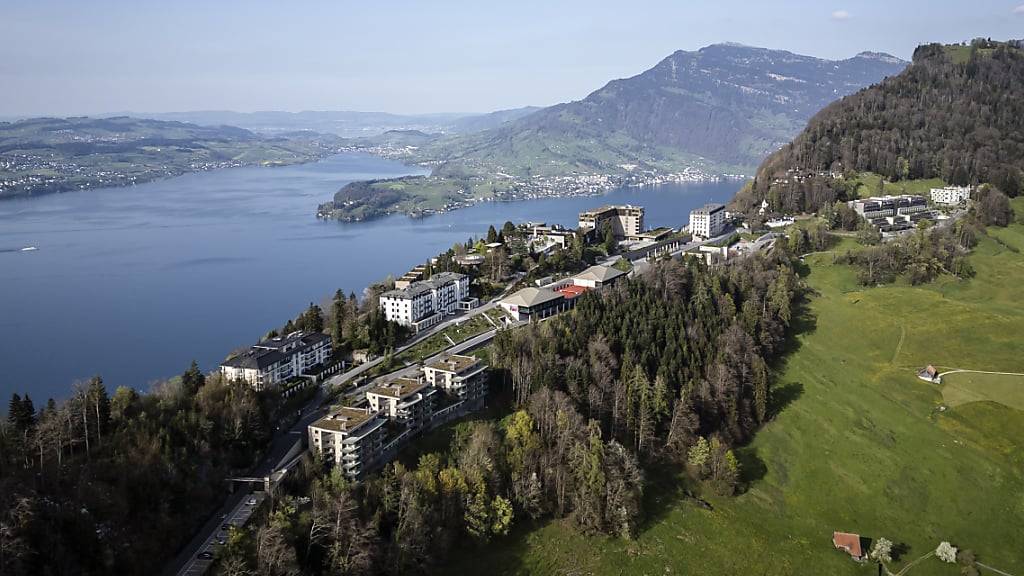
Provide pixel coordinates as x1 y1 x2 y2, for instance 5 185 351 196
220 182 975 485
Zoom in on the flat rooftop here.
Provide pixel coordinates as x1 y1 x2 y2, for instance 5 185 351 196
310 406 377 433
580 204 643 217
691 203 725 215
368 377 428 399
426 354 481 374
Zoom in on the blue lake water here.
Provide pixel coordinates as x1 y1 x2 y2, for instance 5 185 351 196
0 153 739 402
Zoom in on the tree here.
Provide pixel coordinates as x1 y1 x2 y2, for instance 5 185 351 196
330 289 347 351
87 376 110 447
687 436 710 472
603 224 616 254
486 225 499 244
936 541 958 563
870 537 893 564
570 421 606 533
491 495 514 537
974 184 1014 227
182 361 205 395
303 303 325 333
501 220 516 240
7 394 34 435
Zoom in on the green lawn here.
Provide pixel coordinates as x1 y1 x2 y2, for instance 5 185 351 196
941 372 1024 411
370 315 494 377
440 208 1024 575
848 172 946 199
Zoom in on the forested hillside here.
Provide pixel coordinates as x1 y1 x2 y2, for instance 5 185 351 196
736 40 1024 214
214 253 802 575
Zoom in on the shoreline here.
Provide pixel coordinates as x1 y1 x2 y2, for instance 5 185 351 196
319 162 750 222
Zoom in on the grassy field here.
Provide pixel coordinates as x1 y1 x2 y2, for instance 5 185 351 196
439 202 1024 575
848 172 947 199
941 372 1024 411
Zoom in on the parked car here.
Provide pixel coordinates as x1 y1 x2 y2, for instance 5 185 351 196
246 497 258 506
198 552 213 560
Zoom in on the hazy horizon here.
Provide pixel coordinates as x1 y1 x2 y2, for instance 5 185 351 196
2 0 1023 118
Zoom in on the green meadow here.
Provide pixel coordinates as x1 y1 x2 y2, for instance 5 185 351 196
441 201 1024 575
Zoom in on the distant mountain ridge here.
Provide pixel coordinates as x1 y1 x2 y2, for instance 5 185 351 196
120 107 543 138
0 116 344 198
421 43 908 177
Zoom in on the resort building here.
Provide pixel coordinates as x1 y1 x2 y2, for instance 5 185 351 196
848 195 933 233
366 377 437 430
578 205 645 240
308 407 387 480
423 354 489 406
930 185 971 206
572 265 627 289
220 331 332 391
689 203 726 240
499 287 566 322
379 272 470 332
848 195 929 219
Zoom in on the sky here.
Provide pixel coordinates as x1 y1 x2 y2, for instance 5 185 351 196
1 0 1022 116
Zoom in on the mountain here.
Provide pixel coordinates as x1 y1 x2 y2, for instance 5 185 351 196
734 39 1024 214
320 44 907 221
0 116 344 198
420 44 908 177
447 106 544 133
124 108 542 138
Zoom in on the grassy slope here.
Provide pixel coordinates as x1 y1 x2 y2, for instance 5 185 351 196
941 372 1024 411
440 201 1024 576
848 172 947 199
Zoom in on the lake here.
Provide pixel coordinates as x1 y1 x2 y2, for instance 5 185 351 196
0 153 739 402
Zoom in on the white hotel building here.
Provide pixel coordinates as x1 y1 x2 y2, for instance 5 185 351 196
379 272 470 332
220 331 332 391
689 203 726 240
930 185 971 206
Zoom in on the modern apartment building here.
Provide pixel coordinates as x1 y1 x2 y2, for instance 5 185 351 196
848 195 932 233
688 203 726 240
578 205 644 240
308 407 387 480
220 331 332 391
366 377 437 430
930 186 971 206
848 195 929 219
379 272 470 332
423 354 489 407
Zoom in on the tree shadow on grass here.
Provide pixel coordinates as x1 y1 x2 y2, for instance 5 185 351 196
635 460 695 533
734 446 768 489
892 541 911 562
768 382 805 420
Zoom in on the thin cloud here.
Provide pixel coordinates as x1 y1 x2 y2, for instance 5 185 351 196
1014 4 1024 14
831 10 851 20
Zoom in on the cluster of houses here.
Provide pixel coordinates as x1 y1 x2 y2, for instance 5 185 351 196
308 354 488 480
